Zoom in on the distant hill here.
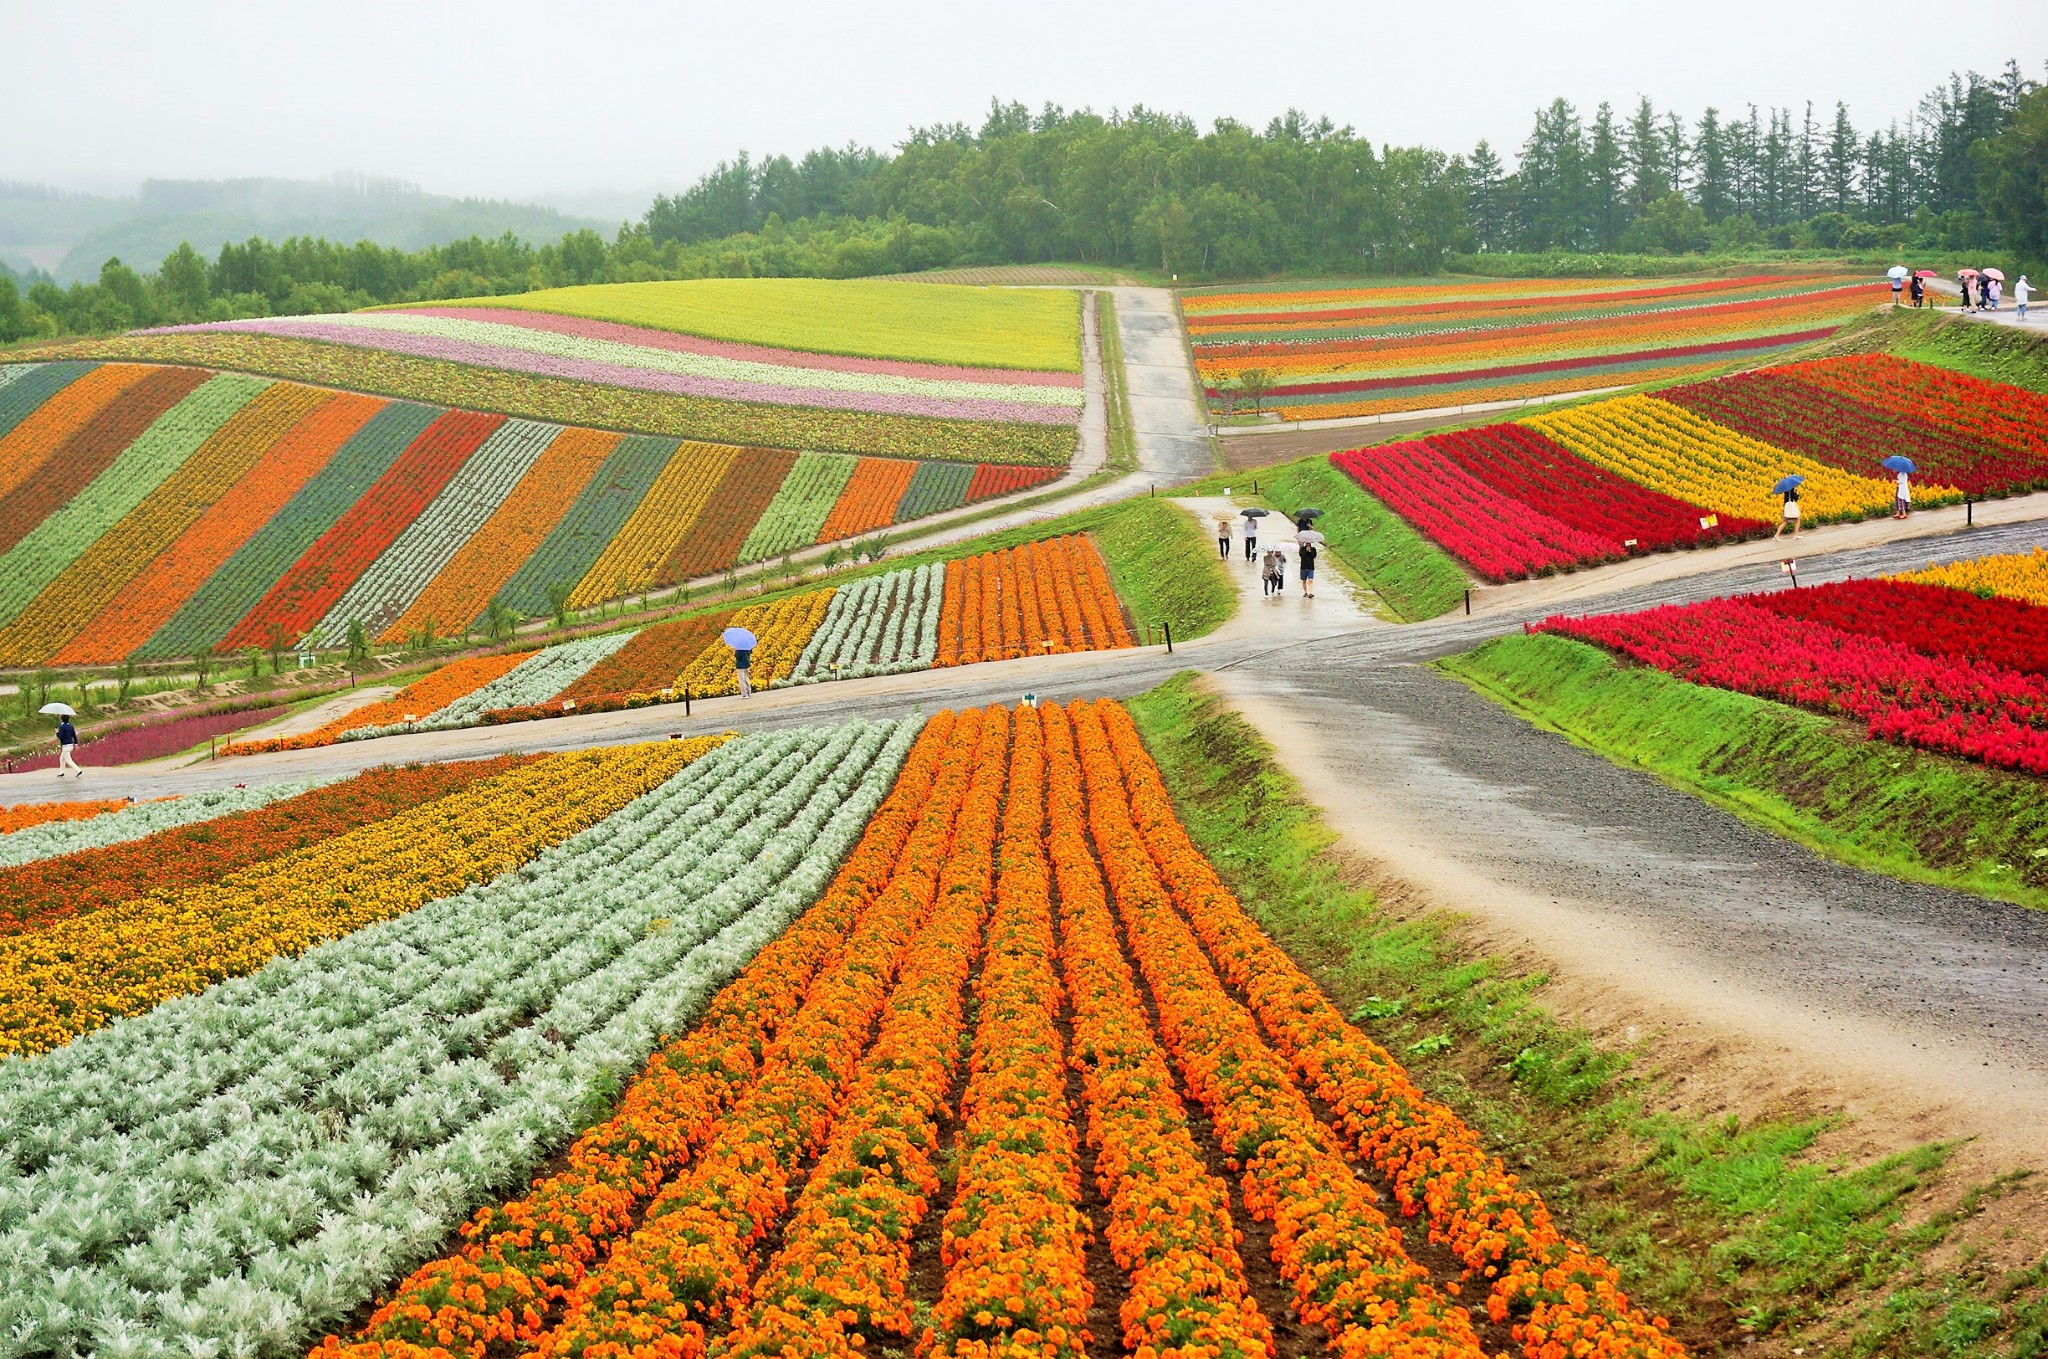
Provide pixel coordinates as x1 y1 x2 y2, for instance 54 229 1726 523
0 175 619 282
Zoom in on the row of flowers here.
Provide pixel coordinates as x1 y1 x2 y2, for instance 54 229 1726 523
0 796 128 837
326 715 948 1359
0 744 691 1057
1895 546 2048 608
675 589 838 698
1780 353 2048 465
0 779 312 870
230 650 538 753
1096 698 1687 1358
789 562 943 682
1540 598 2048 775
0 362 160 501
936 535 1133 666
1746 578 2048 677
565 439 736 609
3 725 916 1358
13 332 1080 464
735 450 861 564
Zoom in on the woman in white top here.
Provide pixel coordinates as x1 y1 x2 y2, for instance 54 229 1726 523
2018 275 2032 321
1894 469 1911 520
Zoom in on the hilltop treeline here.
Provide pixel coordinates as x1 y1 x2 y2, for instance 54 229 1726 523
3 63 2043 342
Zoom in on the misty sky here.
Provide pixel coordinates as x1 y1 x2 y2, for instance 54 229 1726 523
8 0 2045 212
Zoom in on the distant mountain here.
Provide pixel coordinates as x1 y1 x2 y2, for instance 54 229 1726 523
0 175 620 283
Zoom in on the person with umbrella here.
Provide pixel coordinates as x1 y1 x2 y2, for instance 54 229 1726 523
1887 265 1907 306
1885 456 1915 519
1295 524 1324 598
1773 474 1804 539
44 703 81 777
1241 507 1266 562
1958 269 1977 312
723 625 758 698
1980 271 1994 311
1985 269 2003 311
1909 271 1926 307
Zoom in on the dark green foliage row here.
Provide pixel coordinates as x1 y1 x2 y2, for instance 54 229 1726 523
892 460 974 523
493 435 679 621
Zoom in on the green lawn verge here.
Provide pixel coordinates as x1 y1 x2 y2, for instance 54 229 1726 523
1440 632 2048 909
1121 671 2036 1356
1098 292 1139 474
1085 496 1234 640
1233 454 1469 620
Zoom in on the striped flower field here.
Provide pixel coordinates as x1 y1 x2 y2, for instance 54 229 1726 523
0 701 1684 1359
1186 272 1880 420
0 361 1060 664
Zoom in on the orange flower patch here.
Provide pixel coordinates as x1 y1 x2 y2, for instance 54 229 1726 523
230 649 536 753
0 798 129 836
815 456 918 543
935 535 1131 666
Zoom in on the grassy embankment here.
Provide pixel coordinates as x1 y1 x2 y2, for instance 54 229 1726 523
1126 671 2046 1358
1443 632 2048 908
1820 305 2048 393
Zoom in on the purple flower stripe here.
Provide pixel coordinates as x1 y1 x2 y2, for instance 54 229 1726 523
149 319 1081 425
389 307 1085 386
10 705 289 772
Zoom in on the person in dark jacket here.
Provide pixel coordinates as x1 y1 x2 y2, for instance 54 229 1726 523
56 717 81 777
732 645 754 698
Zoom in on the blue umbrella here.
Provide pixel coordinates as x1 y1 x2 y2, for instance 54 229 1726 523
1881 455 1916 474
1772 474 1805 494
722 626 758 650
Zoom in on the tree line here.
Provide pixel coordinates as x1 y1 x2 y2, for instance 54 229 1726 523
3 62 2042 343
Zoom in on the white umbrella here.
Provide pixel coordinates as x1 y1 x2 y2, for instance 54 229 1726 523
38 702 76 717
1295 529 1326 546
1887 265 1910 280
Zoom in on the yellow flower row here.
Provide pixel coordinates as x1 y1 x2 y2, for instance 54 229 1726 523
567 441 738 610
1893 547 2048 608
0 739 720 1057
1525 394 1940 524
673 587 836 697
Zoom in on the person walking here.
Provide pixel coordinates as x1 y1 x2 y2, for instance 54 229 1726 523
1893 467 1912 520
2018 275 2033 321
1890 271 1904 306
1981 274 1994 311
1909 274 1925 307
1216 518 1232 560
1775 484 1802 538
1261 549 1283 597
1990 277 2002 311
1242 511 1259 562
55 716 81 778
1298 540 1319 597
732 643 754 698
1958 272 1975 312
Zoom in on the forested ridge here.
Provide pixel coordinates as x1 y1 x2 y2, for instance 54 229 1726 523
4 61 2043 343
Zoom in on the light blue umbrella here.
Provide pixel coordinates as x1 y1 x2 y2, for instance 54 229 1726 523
722 627 757 650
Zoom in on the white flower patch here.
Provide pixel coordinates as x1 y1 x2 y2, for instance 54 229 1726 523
0 717 918 1358
345 631 638 739
0 779 328 869
789 563 943 684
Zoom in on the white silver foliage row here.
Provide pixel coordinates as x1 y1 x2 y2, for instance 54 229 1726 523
789 562 942 684
0 779 327 870
343 630 638 741
0 716 917 1359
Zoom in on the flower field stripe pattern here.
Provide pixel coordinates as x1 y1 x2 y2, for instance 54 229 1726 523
0 743 692 1057
1038 704 1276 1359
657 446 797 585
735 449 859 564
1896 548 2048 608
311 418 562 642
718 711 1005 1359
1777 354 2048 465
560 610 734 702
1524 394 1920 524
325 716 942 1359
152 311 1085 424
0 362 153 501
896 457 976 522
0 798 126 837
0 364 213 559
1540 600 2048 775
789 563 942 682
1657 370 2048 497
58 392 386 663
1071 700 1488 1358
1093 699 1687 1359
925 704 1093 1359
232 650 539 752
566 440 736 609
2 725 923 1356
673 588 836 697
142 399 441 659
965 462 1060 502
0 756 527 936
381 425 620 642
936 535 1132 666
0 780 318 869
815 455 918 542
531 710 996 1359
1745 578 2048 677
11 332 1078 465
1331 425 1766 582
0 382 331 664
0 372 267 626
0 360 99 446
405 631 635 731
221 408 505 650
492 433 676 619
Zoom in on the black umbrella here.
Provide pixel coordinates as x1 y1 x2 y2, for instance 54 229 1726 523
1292 507 1326 520
1241 507 1271 518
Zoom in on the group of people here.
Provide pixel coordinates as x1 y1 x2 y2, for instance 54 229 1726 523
1773 464 1917 538
1894 268 2032 319
1219 509 1319 598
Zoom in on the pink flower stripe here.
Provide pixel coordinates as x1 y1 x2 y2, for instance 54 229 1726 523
385 306 1083 387
147 320 1079 425
1539 597 2048 775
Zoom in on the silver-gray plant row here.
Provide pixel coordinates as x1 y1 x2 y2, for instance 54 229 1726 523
0 780 325 870
789 562 943 683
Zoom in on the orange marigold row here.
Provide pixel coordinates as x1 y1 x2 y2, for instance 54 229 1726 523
1039 703 1275 1359
316 716 956 1359
1070 701 1485 1359
1093 701 1686 1359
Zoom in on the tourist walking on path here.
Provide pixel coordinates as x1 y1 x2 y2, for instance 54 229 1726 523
1990 277 2002 310
732 646 753 697
1909 274 1925 307
1981 274 1994 310
1242 510 1259 562
1958 271 1974 311
1298 540 1319 597
2018 275 2032 321
55 717 81 778
1214 514 1233 560
1890 271 1904 306
1261 549 1284 597
1775 484 1802 538
1894 468 1912 520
